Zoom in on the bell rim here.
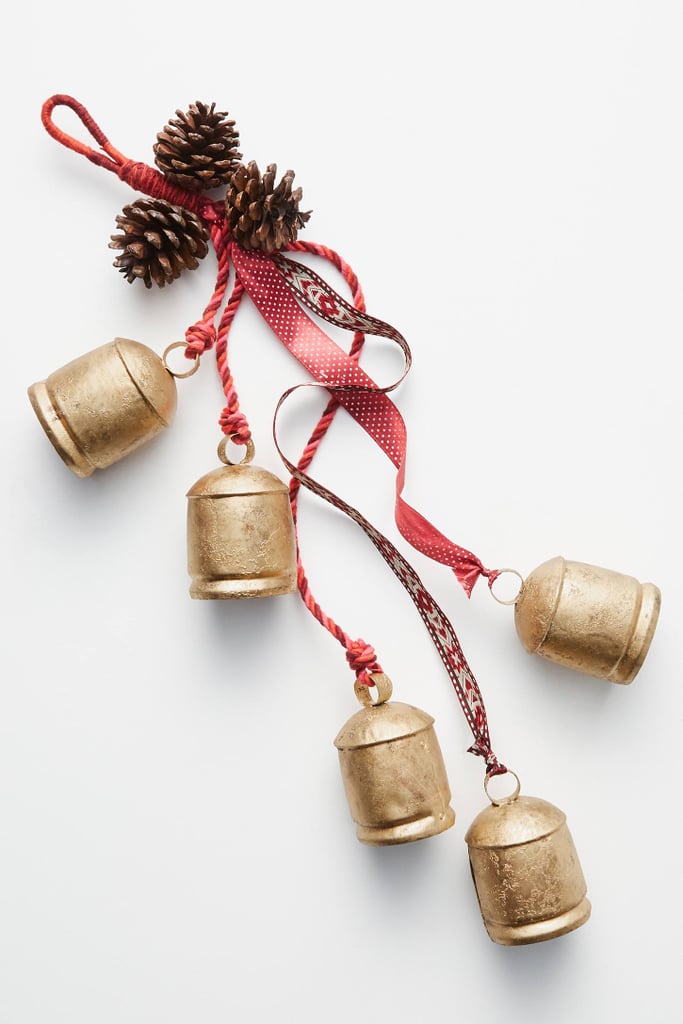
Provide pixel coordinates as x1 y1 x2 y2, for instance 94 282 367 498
28 380 94 478
356 805 456 845
608 582 662 684
482 896 592 946
189 573 297 599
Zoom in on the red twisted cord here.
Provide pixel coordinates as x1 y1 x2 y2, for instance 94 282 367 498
215 275 251 444
209 232 381 679
184 221 231 359
283 241 381 682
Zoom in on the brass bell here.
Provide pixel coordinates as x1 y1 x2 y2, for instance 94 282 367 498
186 437 297 599
28 337 179 477
334 674 455 845
513 556 661 683
465 773 591 945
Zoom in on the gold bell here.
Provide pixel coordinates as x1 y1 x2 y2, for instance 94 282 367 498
513 557 661 683
27 337 179 477
334 673 455 845
186 437 297 599
465 773 591 945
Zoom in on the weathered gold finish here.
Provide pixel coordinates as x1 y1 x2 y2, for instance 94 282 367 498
186 440 297 599
514 556 661 684
334 674 455 845
28 338 177 477
465 784 591 945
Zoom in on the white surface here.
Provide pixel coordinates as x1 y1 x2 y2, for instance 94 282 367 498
2 3 681 1022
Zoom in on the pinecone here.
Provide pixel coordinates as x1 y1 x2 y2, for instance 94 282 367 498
153 102 241 191
109 198 209 288
225 161 311 252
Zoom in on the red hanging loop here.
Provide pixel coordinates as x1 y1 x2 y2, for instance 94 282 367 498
41 94 212 218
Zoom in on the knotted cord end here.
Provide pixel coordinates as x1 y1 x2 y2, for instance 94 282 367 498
345 639 382 687
185 322 216 358
219 406 251 445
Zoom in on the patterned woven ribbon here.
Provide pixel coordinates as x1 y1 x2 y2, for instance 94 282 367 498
271 382 504 774
229 245 500 598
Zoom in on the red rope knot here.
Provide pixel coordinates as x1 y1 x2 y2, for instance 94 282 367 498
345 639 382 686
185 322 216 358
219 406 251 445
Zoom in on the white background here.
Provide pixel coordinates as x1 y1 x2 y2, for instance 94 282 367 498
1 3 681 1022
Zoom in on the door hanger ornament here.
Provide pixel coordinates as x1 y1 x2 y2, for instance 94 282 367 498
29 94 661 944
34 95 661 678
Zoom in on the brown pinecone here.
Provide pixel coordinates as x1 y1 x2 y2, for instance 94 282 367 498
153 102 241 191
109 198 209 288
225 161 311 251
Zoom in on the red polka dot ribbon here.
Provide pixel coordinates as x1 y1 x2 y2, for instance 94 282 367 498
230 245 499 597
